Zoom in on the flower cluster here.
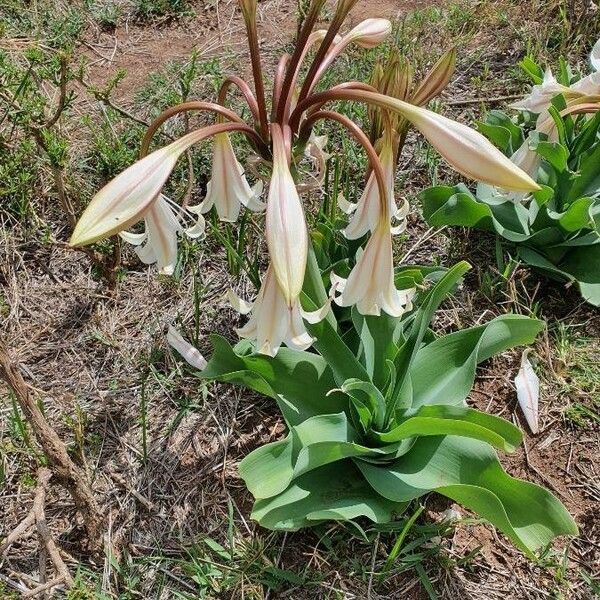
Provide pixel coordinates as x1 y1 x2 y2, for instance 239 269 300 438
70 0 539 357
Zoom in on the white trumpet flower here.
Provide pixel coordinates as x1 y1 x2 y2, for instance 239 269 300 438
198 132 264 222
332 222 415 317
120 194 205 275
343 133 407 239
509 69 570 114
230 266 328 357
70 124 248 247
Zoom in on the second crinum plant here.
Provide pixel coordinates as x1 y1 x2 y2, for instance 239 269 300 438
69 0 576 555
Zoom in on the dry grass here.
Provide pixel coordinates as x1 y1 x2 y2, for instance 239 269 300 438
1 0 599 598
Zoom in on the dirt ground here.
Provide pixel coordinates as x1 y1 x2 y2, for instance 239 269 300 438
1 0 599 598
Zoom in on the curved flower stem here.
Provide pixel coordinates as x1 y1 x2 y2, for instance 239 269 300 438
560 102 600 116
300 109 389 220
272 54 291 122
140 101 270 158
218 76 261 124
295 1 359 110
275 0 326 124
303 82 378 122
141 121 269 160
240 6 270 141
290 88 398 133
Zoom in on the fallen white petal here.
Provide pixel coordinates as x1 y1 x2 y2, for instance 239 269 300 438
167 326 207 370
515 349 539 434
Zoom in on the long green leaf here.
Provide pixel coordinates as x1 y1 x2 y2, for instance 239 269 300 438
200 335 346 425
356 436 577 555
373 405 522 452
409 314 543 407
251 461 407 530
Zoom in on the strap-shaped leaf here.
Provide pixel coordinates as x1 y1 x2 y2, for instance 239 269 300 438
421 186 494 229
566 142 600 202
240 413 399 500
356 435 578 556
409 314 543 407
341 379 387 430
200 335 346 426
372 405 522 452
351 309 401 389
389 261 470 410
250 461 408 531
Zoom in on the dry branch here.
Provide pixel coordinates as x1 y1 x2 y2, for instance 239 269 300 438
1 467 73 597
0 341 104 551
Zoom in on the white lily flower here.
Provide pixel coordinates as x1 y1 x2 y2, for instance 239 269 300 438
344 133 406 239
332 222 415 317
266 124 308 305
70 127 226 247
477 115 559 204
509 69 570 114
120 194 205 275
570 70 600 96
231 266 328 357
196 132 264 222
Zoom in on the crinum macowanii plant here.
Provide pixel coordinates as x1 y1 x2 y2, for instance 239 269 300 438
71 0 539 357
68 0 579 556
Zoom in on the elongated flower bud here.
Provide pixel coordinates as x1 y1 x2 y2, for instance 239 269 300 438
411 47 456 106
70 125 233 246
344 18 392 49
265 124 308 305
332 91 540 192
384 53 412 102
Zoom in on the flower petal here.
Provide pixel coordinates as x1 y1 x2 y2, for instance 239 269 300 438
227 288 254 315
337 193 357 215
515 350 539 434
167 326 207 370
591 37 600 71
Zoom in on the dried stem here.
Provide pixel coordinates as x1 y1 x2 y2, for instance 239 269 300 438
0 342 104 551
1 467 74 597
44 54 69 128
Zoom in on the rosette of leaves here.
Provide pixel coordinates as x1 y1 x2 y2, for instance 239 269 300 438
199 260 577 556
420 92 600 306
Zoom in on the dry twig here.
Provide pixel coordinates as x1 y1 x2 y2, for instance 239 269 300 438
0 341 104 551
1 467 73 597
